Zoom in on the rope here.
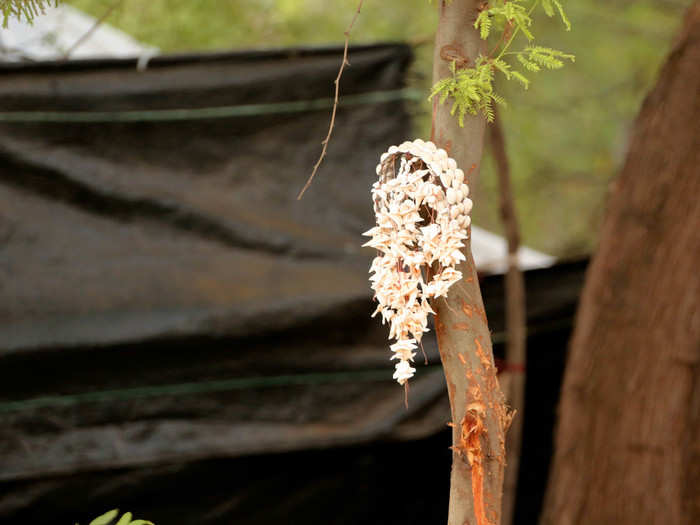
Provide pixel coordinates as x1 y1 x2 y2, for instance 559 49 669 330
0 368 406 414
0 88 422 123
0 322 571 414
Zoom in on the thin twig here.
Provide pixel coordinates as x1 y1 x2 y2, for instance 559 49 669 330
489 108 527 525
408 33 435 47
62 0 122 59
296 0 364 200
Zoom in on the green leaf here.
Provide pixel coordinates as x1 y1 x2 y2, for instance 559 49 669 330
1 0 58 28
517 53 541 72
430 0 572 124
90 509 120 525
524 46 575 69
430 57 510 125
129 521 155 525
474 10 492 40
116 512 133 525
491 93 507 107
552 0 572 30
541 0 555 17
518 19 534 41
492 58 512 78
484 101 495 123
510 70 530 89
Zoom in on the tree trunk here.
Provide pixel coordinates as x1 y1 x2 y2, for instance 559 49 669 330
489 113 527 525
541 4 700 525
431 2 509 525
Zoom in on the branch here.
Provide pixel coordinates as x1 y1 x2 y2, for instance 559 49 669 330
296 0 364 200
489 109 527 525
62 0 122 59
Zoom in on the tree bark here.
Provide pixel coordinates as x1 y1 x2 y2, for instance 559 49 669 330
541 4 700 525
489 113 527 525
431 2 509 525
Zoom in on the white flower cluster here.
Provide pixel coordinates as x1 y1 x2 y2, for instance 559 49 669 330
363 139 473 385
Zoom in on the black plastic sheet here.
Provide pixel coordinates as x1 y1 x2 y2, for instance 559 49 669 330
0 44 585 524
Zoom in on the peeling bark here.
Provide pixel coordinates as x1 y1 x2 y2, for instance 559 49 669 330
541 4 700 524
431 2 509 524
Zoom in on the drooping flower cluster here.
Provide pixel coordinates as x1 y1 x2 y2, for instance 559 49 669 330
363 139 473 385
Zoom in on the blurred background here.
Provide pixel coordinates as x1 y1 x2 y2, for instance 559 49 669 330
63 0 688 255
0 1 695 525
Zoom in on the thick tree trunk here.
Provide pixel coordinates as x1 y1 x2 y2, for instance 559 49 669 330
541 4 700 525
431 2 509 525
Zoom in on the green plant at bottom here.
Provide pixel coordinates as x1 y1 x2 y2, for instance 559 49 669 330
76 509 154 525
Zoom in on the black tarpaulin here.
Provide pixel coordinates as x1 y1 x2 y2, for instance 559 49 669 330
0 43 449 482
0 44 585 524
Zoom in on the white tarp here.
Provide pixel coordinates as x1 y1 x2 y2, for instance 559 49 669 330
0 4 156 61
471 226 555 274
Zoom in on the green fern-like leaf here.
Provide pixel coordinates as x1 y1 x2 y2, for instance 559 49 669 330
552 0 571 30
516 53 541 72
491 92 507 107
510 70 530 89
541 0 555 17
474 10 492 40
430 57 508 126
523 46 575 69
430 0 573 124
541 0 571 30
486 1 534 41
1 0 58 28
484 100 495 123
492 58 512 77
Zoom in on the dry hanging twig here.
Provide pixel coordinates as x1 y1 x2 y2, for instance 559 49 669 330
63 0 123 59
296 0 364 200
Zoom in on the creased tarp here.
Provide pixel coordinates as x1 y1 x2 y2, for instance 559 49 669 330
0 44 584 494
0 260 586 525
0 43 444 482
0 44 413 353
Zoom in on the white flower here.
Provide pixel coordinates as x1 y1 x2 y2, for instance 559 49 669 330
364 139 473 385
420 223 440 240
390 339 417 361
393 360 416 385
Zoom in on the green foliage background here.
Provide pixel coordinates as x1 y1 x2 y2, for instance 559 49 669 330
68 0 689 257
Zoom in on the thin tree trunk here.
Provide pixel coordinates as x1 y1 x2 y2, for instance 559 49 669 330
431 2 509 524
541 4 700 524
489 113 527 525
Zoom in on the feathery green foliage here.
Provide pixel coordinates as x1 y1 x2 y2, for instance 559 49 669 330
431 0 574 123
1 0 58 27
542 0 570 30
430 57 506 126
